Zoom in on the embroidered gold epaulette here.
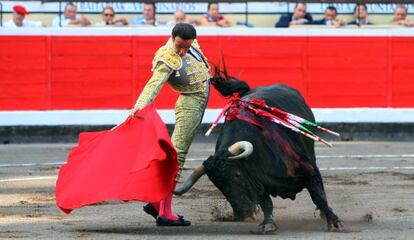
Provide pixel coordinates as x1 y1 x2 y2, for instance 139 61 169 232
152 47 182 71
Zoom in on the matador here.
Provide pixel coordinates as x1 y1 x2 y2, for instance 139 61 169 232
130 23 211 226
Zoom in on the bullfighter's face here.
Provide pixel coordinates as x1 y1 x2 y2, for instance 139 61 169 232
203 153 259 220
173 36 194 57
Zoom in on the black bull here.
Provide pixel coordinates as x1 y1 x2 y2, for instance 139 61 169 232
174 76 344 233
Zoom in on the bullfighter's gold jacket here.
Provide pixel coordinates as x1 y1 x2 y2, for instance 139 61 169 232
134 38 211 110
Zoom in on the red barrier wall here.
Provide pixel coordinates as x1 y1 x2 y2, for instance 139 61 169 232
1 33 414 110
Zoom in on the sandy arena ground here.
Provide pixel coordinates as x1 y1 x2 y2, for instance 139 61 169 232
1 141 414 239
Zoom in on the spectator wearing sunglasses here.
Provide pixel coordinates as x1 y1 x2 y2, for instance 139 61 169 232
96 6 128 26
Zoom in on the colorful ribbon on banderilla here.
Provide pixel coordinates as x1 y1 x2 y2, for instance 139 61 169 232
205 93 340 147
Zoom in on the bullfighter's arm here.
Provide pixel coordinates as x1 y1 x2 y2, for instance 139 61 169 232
132 62 174 112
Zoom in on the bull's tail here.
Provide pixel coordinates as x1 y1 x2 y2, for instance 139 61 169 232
210 63 250 97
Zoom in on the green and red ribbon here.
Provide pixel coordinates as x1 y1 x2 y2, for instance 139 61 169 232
206 93 339 147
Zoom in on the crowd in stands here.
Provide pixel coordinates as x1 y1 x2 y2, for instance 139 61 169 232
3 2 414 28
275 2 414 28
2 2 232 28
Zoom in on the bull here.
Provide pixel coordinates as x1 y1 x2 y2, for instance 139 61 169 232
174 68 344 234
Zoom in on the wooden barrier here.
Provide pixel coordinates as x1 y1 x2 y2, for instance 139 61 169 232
1 28 414 110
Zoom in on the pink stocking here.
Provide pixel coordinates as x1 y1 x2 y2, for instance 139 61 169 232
158 183 179 220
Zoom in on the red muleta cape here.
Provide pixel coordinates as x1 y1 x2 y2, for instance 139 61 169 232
55 105 178 214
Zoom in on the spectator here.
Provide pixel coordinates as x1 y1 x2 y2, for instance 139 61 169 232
4 5 43 27
198 2 231 27
275 2 313 28
52 2 91 27
133 2 165 26
313 6 346 27
95 6 128 26
168 10 189 26
392 5 414 27
348 3 372 26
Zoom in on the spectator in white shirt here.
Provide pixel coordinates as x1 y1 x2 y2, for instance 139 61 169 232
167 10 188 26
52 2 91 27
392 5 414 27
4 5 42 28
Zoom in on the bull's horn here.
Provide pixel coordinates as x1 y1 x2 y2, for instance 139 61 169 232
227 141 253 160
173 165 206 195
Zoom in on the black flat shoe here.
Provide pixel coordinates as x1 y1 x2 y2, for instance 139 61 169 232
156 215 191 227
143 203 158 220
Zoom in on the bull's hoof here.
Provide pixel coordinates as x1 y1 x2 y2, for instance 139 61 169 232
251 222 278 234
327 220 345 232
